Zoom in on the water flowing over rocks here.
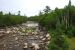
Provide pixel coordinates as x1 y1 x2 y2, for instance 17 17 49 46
0 21 51 50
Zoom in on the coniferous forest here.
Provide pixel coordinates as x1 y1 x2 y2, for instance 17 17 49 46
28 0 75 50
0 11 27 27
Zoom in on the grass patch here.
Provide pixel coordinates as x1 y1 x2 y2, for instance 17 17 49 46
67 37 75 50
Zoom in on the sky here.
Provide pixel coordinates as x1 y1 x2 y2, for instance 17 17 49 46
0 0 74 16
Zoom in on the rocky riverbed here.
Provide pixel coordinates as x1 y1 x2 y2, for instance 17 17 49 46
0 23 51 50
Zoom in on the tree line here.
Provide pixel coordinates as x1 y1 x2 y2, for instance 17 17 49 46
28 0 75 50
0 11 27 27
28 0 75 37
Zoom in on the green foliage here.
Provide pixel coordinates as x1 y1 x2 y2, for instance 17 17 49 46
48 31 69 50
70 27 75 37
0 12 27 27
28 1 75 50
43 6 51 13
28 16 38 22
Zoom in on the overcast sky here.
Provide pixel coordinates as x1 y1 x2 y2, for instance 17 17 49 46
0 0 74 16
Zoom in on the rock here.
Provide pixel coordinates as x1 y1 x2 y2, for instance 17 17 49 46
16 28 19 31
0 31 4 33
42 38 46 41
23 46 28 48
22 29 25 32
32 32 35 34
9 42 13 44
20 33 25 35
4 44 6 47
46 34 49 37
0 23 50 50
25 33 28 36
15 44 19 46
13 34 16 37
0 29 4 31
13 27 16 30
40 36 43 39
24 43 27 45
35 36 38 38
23 43 28 48
15 37 18 41
46 41 50 45
34 32 38 35
12 30 16 33
9 47 12 48
31 43 40 50
16 41 19 44
6 30 10 34
47 37 50 40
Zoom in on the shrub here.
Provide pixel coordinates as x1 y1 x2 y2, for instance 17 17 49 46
48 31 69 50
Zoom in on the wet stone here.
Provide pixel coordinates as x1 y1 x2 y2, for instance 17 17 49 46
0 22 50 50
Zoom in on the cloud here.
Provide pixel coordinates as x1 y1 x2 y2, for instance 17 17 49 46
0 0 69 16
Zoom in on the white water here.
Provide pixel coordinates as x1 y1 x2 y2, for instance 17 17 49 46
24 21 39 27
